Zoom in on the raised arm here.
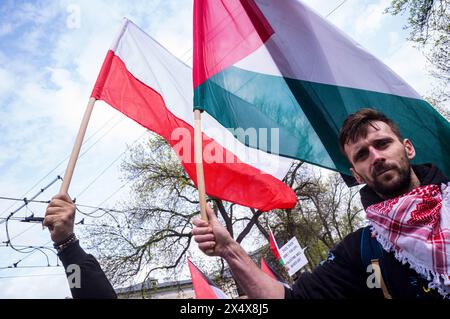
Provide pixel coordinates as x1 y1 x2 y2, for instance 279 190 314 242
192 206 285 299
44 193 117 299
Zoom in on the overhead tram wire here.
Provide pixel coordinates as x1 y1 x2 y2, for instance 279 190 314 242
0 176 61 226
1 178 61 261
179 47 193 61
0 273 65 279
0 113 121 219
0 239 57 273
1 184 147 246
0 264 61 271
74 129 149 200
0 116 126 249
0 196 128 216
2 214 152 232
0 244 53 249
326 0 348 18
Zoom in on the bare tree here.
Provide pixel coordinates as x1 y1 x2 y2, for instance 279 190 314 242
84 137 365 293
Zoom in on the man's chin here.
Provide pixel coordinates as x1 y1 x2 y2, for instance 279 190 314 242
376 170 398 183
373 175 410 198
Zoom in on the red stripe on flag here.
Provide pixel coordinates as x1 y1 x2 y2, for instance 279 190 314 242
269 229 282 261
193 0 273 88
91 51 296 211
187 258 218 299
261 258 277 281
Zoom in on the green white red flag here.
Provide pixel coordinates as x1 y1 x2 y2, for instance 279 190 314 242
193 0 450 178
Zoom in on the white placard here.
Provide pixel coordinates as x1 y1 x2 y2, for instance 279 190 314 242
279 237 308 277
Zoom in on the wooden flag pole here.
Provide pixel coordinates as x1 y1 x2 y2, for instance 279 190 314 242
59 97 96 194
194 109 208 221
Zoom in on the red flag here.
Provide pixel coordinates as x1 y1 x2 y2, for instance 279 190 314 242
187 258 228 299
261 257 289 288
269 227 284 266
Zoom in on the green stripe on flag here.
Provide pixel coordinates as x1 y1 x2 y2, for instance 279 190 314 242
194 66 450 176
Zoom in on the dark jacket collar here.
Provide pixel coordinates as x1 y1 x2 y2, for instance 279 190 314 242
360 163 449 210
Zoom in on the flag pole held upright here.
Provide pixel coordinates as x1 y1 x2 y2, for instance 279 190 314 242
194 109 208 221
59 97 96 194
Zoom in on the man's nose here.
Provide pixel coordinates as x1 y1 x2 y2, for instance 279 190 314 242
369 147 385 165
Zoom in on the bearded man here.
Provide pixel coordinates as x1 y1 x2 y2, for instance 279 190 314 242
192 108 450 299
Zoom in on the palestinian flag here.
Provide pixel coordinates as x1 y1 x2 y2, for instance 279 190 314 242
268 226 284 266
260 257 290 288
91 19 296 211
193 0 450 178
187 258 229 299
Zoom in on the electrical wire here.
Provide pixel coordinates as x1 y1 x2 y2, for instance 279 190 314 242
0 113 120 219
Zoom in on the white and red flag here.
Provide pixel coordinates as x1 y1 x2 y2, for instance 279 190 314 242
91 19 296 211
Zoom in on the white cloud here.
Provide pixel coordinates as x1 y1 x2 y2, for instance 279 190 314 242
388 31 400 48
17 28 46 54
355 0 391 35
0 67 15 98
0 268 71 299
383 42 432 97
0 23 13 37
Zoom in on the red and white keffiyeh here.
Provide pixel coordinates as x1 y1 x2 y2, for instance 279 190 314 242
366 183 450 298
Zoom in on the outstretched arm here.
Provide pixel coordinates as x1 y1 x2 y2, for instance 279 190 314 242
192 206 285 299
44 193 117 299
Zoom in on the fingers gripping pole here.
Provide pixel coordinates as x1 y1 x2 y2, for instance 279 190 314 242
59 97 96 194
194 109 208 221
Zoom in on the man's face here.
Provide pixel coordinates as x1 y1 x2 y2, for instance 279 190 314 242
343 121 416 198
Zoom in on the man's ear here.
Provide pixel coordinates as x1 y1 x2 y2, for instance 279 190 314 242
403 139 416 160
350 167 364 184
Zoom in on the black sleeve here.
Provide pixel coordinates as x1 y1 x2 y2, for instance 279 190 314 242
284 229 382 299
58 241 117 299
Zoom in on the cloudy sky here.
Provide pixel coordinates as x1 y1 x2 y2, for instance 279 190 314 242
0 0 437 298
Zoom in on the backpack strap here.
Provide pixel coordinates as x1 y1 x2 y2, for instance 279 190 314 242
360 226 392 299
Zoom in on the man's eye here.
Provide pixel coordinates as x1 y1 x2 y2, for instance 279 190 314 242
355 151 367 161
377 140 390 148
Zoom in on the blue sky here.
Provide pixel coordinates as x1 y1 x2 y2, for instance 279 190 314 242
0 0 440 298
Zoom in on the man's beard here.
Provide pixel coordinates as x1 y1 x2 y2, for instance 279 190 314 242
370 160 412 199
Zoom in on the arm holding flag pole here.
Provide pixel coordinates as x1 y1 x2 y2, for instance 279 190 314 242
192 206 286 298
42 97 117 298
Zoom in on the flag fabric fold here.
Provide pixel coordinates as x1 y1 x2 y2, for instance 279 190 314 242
193 0 450 178
187 258 229 299
91 18 296 211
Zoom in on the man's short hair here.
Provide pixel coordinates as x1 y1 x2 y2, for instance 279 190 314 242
339 108 403 156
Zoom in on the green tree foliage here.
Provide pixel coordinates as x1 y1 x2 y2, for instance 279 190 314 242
387 0 449 100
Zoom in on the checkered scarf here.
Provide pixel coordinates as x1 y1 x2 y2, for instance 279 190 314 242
366 183 450 298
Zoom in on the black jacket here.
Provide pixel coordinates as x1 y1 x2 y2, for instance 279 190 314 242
285 164 448 299
58 241 117 299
